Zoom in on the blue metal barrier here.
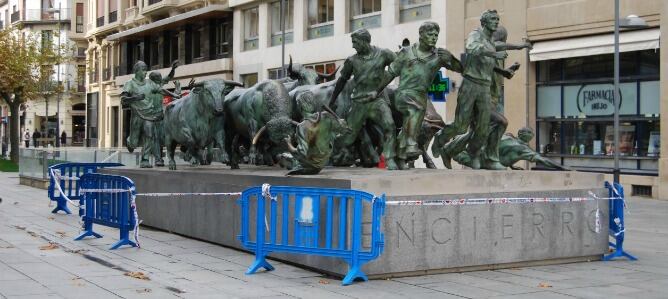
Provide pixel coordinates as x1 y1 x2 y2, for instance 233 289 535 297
74 173 138 250
237 186 386 286
603 182 637 261
48 163 123 214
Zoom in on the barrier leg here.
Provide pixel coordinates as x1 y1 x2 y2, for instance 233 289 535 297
51 198 72 214
74 220 102 240
342 264 368 286
109 228 137 250
246 254 274 274
604 232 637 261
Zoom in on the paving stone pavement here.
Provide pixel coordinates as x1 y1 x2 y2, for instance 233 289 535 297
0 172 667 298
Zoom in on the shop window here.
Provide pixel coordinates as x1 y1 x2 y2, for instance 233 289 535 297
350 0 381 31
270 0 293 46
639 81 659 116
400 0 430 23
307 0 334 39
537 86 560 118
243 7 259 51
536 49 661 173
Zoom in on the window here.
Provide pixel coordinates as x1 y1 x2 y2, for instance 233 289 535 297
350 0 381 31
305 62 337 84
128 0 137 7
96 0 104 27
535 50 660 173
192 26 201 60
400 0 431 23
307 0 334 39
41 30 53 51
241 73 258 87
150 38 159 68
270 0 293 46
243 7 259 51
76 3 84 33
213 20 230 57
109 0 118 23
268 68 285 79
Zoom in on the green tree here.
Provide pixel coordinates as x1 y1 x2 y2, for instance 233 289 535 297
0 27 70 163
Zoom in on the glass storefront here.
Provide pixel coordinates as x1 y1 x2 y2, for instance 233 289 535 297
536 49 660 174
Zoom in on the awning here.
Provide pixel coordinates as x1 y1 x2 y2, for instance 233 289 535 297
107 4 231 41
529 28 660 61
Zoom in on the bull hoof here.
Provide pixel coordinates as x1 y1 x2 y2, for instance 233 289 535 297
169 161 177 170
140 161 152 168
155 159 165 167
425 159 437 169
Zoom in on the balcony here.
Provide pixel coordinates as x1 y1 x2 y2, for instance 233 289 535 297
23 8 72 23
142 0 178 16
10 11 20 23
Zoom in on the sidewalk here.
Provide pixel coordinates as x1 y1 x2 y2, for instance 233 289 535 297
0 172 667 299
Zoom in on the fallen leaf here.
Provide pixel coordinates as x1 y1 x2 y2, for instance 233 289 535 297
318 279 330 284
27 231 38 237
39 243 59 250
136 288 152 294
56 231 67 237
125 271 150 281
13 202 18 205
14 225 26 230
538 282 552 288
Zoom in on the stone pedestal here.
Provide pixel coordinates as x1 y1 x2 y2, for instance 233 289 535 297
103 166 609 278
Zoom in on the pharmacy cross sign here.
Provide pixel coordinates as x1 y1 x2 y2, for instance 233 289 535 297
428 68 450 102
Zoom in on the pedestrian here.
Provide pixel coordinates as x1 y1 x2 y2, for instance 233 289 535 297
24 130 30 148
60 131 67 146
32 130 40 148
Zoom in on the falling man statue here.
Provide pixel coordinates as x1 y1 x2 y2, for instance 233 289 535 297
453 127 569 170
328 29 400 170
121 60 178 168
375 21 463 169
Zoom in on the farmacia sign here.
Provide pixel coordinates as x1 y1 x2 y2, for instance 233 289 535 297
577 84 621 116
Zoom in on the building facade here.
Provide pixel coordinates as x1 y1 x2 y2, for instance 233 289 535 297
443 0 665 198
5 0 88 147
85 0 233 148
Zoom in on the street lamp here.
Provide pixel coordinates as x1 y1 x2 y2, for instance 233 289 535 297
613 1 648 184
46 3 62 147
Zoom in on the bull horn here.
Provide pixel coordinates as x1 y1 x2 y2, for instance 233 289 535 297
316 65 340 81
287 55 296 78
315 111 321 123
290 120 300 126
223 80 244 87
251 125 267 145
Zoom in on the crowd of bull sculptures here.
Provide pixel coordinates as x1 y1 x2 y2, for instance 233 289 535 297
121 11 567 175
